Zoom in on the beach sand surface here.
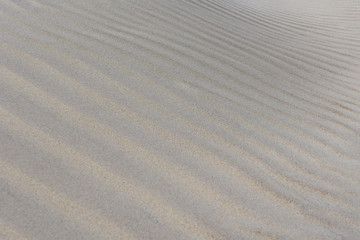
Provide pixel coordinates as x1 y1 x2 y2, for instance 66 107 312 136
1 0 360 239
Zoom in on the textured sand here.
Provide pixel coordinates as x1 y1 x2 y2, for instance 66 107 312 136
1 0 360 239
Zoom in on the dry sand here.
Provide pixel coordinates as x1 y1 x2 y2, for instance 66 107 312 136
1 0 360 239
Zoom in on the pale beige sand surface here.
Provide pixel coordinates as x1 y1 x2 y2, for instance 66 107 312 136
1 0 360 239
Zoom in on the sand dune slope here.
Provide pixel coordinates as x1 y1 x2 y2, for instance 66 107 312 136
1 0 360 239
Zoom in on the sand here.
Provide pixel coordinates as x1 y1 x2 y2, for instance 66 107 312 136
0 0 360 239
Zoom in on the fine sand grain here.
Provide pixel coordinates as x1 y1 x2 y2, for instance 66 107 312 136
0 0 360 239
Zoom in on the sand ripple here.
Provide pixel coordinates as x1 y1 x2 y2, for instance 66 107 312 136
0 0 359 239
